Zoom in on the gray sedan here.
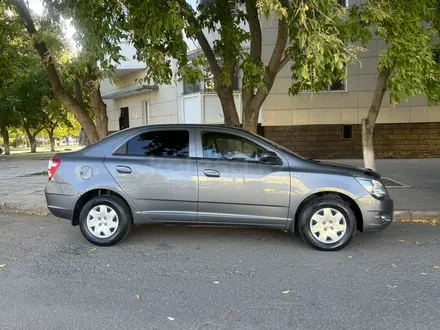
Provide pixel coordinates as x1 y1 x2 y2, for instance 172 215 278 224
45 124 393 251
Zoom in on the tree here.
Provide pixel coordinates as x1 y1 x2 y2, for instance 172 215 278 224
348 0 440 170
121 0 354 133
10 0 122 143
10 55 54 153
0 11 28 155
43 99 72 151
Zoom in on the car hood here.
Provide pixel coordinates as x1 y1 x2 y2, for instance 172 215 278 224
307 160 381 179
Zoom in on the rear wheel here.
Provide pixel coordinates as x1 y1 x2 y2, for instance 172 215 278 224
297 196 357 251
79 195 132 246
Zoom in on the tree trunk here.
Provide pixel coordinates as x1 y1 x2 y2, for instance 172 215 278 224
362 68 391 171
14 0 100 144
47 129 55 152
1 126 10 155
90 80 108 139
242 105 259 133
217 87 240 127
26 133 37 153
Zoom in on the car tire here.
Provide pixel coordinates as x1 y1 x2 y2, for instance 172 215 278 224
297 196 357 251
79 195 132 246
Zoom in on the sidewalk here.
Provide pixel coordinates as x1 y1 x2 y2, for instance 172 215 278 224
1 154 439 218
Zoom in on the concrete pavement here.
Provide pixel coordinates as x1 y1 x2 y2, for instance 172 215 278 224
1 153 440 216
1 212 440 329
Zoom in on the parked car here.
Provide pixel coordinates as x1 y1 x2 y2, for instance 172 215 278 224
45 124 393 251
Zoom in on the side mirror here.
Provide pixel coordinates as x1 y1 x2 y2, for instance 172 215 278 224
259 151 281 165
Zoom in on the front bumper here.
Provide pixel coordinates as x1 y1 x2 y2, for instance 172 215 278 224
357 194 394 232
45 181 79 221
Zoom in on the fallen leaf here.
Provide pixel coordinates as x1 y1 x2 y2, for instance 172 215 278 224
387 285 398 289
348 256 353 259
135 295 141 300
90 247 97 251
391 264 397 268
282 290 290 294
414 242 421 245
421 273 427 275
213 281 220 284
0 264 6 268
433 266 440 269
107 264 110 267
225 311 231 315
250 273 253 278
396 239 405 242
167 317 175 321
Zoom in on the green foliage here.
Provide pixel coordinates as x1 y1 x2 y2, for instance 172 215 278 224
348 0 440 105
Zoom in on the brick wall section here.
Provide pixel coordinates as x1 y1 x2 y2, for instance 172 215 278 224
263 123 440 159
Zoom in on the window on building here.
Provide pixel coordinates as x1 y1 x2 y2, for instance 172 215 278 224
202 132 264 162
183 51 201 95
343 125 353 139
203 65 240 93
126 130 189 157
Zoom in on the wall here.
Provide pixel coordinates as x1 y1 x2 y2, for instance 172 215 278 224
264 123 440 159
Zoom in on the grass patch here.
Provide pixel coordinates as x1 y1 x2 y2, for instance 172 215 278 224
26 171 47 177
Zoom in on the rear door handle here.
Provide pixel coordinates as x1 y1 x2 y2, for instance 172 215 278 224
203 169 220 177
116 165 132 174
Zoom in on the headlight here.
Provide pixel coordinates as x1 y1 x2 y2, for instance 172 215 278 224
356 178 387 199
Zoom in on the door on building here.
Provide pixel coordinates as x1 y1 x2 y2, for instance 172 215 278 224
119 107 130 130
195 128 290 227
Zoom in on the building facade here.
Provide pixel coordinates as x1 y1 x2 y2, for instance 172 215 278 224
100 1 440 159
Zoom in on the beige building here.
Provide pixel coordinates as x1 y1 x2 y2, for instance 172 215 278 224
101 1 440 159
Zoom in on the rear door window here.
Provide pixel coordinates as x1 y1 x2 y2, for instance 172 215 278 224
126 130 189 157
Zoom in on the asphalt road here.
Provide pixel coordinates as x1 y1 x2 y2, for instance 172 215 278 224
1 212 440 330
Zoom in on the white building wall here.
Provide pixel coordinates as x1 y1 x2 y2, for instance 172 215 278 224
101 1 440 132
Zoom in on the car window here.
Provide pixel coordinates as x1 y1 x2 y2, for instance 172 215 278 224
202 132 264 161
126 130 189 157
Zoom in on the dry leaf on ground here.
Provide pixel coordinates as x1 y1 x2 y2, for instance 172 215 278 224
167 317 175 321
0 264 6 268
135 295 141 299
282 290 290 294
396 239 405 242
433 266 440 269
387 285 398 289
348 256 353 259
90 247 97 251
391 264 397 268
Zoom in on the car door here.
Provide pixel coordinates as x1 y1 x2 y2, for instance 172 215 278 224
195 128 290 227
104 128 198 222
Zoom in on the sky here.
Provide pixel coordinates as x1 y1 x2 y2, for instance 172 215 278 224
28 0 77 49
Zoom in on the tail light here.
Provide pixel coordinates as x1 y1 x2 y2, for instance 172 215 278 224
48 157 61 181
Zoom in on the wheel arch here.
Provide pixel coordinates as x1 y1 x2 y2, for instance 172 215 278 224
72 188 132 226
292 191 363 233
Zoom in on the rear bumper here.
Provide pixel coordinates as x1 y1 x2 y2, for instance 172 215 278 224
45 182 79 221
357 195 394 232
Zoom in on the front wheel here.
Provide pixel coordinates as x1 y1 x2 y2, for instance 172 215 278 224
79 195 132 246
297 196 357 251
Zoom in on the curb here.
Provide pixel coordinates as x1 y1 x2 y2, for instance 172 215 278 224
0 202 50 215
393 211 440 221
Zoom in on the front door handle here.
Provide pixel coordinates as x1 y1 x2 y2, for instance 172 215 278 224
116 165 132 174
203 169 220 178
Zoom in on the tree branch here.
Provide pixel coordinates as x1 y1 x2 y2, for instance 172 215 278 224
266 0 289 75
277 50 294 74
246 0 262 60
176 0 222 79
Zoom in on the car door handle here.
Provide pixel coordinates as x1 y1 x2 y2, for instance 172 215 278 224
203 169 220 177
116 165 132 174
